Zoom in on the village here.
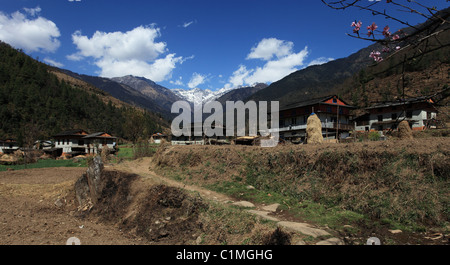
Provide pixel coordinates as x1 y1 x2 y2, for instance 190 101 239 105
0 93 443 166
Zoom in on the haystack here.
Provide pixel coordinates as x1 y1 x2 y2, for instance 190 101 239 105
306 114 323 144
398 120 413 139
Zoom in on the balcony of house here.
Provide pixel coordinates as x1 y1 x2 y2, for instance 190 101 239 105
272 122 354 133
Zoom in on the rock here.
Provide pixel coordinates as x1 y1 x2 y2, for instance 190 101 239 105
232 201 255 208
246 185 255 190
74 156 104 208
262 203 280 212
294 239 306 245
54 198 64 208
247 210 280 222
388 229 402 234
277 221 330 238
316 238 344 245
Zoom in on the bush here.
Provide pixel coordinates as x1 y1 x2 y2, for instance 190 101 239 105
368 131 381 141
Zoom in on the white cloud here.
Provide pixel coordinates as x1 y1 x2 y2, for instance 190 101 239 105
225 38 309 88
225 65 252 89
188 72 207 88
182 21 194 28
23 7 42 17
245 47 309 84
69 26 184 82
247 38 294 61
308 57 334 66
0 8 60 53
170 76 184 86
43 57 64 68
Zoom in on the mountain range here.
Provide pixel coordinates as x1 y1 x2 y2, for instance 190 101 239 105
1 6 447 143
52 68 269 117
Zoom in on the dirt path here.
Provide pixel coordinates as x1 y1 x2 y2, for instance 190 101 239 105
111 158 342 245
111 158 235 204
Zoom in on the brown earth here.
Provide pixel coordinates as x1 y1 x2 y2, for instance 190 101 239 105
0 164 284 245
0 167 142 245
1 137 449 245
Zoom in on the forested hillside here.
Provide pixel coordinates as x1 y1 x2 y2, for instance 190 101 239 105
0 41 168 145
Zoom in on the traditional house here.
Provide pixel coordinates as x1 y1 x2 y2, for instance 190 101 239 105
150 133 168 144
53 129 89 155
52 129 117 156
274 95 356 142
83 132 117 154
354 96 438 132
171 122 227 145
0 139 19 154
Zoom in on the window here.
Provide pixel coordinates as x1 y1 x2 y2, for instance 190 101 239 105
326 106 332 113
292 118 297 125
406 111 413 118
332 98 337 103
378 115 383 122
391 113 397 120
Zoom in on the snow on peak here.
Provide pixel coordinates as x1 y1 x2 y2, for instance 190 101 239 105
171 86 235 105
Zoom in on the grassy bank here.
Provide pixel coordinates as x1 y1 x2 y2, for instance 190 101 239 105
152 139 449 236
0 158 87 172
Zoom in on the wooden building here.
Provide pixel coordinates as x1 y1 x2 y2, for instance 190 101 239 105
274 95 356 142
354 96 438 132
52 129 117 156
0 139 19 154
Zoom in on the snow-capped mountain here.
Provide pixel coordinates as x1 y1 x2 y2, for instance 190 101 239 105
171 86 236 105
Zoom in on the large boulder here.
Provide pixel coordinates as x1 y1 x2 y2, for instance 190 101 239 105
75 156 104 210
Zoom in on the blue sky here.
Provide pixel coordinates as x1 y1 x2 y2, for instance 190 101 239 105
0 0 447 91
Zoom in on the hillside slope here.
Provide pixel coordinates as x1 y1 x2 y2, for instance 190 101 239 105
111 75 182 111
249 8 450 110
0 41 169 143
55 69 174 119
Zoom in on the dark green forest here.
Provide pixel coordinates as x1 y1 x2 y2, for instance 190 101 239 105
0 41 167 145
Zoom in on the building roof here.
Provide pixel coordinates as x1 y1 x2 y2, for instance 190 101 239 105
83 132 116 139
280 95 355 111
0 139 17 143
366 96 434 109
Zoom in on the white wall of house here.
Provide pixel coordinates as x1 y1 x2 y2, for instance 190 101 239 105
0 143 19 153
54 138 116 154
367 109 437 131
54 139 76 153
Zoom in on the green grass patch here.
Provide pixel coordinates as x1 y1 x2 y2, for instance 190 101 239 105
116 147 134 159
0 159 87 172
207 181 367 230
